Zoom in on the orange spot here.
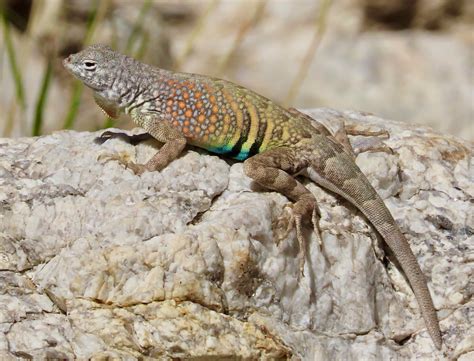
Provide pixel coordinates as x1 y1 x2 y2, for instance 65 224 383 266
208 125 216 133
167 79 174 86
210 114 218 123
195 126 201 134
202 135 209 142
195 91 202 98
167 99 173 106
198 114 206 123
166 106 171 113
172 121 179 127
196 102 203 109
183 92 189 99
179 101 186 109
212 105 219 113
209 95 216 103
183 127 190 135
172 111 178 117
185 109 192 117
184 120 190 126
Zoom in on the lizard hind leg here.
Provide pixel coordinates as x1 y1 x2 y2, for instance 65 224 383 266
332 120 392 158
243 148 320 276
287 107 391 158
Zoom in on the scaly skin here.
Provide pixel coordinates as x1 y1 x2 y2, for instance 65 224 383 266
64 44 442 349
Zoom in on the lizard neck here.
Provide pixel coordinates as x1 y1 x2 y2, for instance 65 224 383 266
95 59 172 117
121 66 177 116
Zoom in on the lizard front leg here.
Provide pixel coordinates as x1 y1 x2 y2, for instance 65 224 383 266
244 148 319 276
106 111 186 175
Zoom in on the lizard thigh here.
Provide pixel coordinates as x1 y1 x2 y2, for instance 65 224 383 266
243 148 310 202
243 148 319 275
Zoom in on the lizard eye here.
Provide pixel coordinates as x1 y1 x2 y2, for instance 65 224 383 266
83 60 97 71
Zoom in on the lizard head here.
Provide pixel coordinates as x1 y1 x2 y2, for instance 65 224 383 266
63 44 125 96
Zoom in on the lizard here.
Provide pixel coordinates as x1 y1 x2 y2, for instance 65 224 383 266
63 44 442 349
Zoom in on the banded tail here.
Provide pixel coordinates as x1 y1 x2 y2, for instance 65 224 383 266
306 137 442 349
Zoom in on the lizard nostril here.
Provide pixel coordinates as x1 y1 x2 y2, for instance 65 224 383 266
63 56 72 69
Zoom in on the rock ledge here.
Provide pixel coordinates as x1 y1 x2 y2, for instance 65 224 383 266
0 109 472 360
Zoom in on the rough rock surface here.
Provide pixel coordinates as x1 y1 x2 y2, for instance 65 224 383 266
0 108 472 360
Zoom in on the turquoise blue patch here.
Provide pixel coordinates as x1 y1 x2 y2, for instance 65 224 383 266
207 145 250 160
233 152 249 161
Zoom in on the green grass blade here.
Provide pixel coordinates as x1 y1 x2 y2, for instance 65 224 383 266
63 80 83 129
103 117 114 129
125 0 152 55
63 0 109 130
32 59 53 135
2 13 26 111
284 0 332 107
175 0 220 70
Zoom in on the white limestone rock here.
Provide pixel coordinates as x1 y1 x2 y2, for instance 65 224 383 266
0 109 472 360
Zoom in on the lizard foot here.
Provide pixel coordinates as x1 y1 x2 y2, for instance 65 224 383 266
343 124 390 139
97 153 149 175
274 200 321 277
294 205 321 278
120 161 149 175
353 142 393 155
332 120 392 159
273 204 295 244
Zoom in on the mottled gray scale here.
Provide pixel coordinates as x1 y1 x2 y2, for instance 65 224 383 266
342 176 378 202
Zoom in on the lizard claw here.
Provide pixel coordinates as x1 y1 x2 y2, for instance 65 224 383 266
122 161 148 175
97 153 148 175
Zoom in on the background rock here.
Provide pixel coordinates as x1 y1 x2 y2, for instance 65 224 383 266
0 108 472 359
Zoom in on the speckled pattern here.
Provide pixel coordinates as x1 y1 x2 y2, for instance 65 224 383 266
127 74 314 160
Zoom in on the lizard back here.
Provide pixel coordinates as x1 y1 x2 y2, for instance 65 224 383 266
127 71 317 160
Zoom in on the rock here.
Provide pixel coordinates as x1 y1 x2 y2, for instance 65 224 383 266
0 108 472 360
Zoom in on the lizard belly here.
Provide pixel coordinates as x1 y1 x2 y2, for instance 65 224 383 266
188 138 251 160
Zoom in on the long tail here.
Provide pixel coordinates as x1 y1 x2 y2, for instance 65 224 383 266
306 139 442 349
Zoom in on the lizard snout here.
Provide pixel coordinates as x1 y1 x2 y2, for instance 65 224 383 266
63 56 74 72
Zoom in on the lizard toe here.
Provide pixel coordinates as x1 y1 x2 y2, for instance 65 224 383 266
273 205 295 245
97 153 148 175
124 161 148 175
